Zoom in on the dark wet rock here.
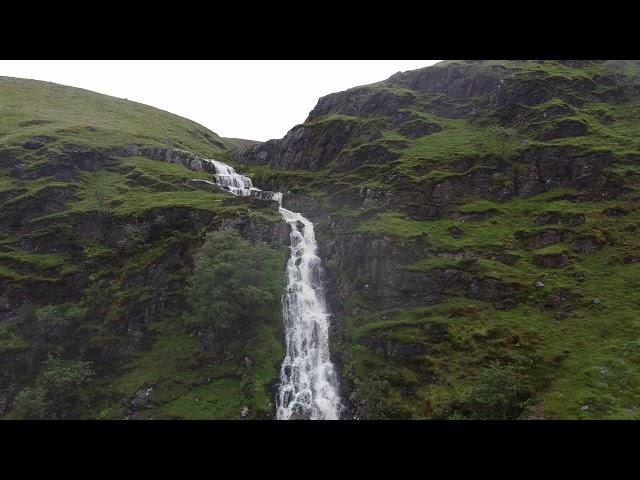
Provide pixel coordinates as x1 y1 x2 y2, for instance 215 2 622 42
118 146 215 173
401 384 418 397
359 187 386 201
567 215 586 226
533 253 570 268
536 119 589 141
368 128 383 141
18 119 52 127
447 226 464 238
422 322 449 342
453 211 493 222
598 114 615 125
288 411 308 420
60 145 107 171
219 214 289 248
538 289 577 315
538 103 573 121
603 207 629 217
387 61 598 118
39 154 78 180
23 140 45 150
237 119 361 171
335 143 400 171
32 135 57 144
569 237 599 254
307 87 417 120
366 334 430 359
186 178 225 192
130 387 154 409
0 184 76 230
0 150 20 169
398 120 442 139
0 395 7 416
535 213 586 226
201 332 216 351
321 234 440 310
386 61 506 102
516 147 614 198
9 163 30 180
493 253 519 266
436 268 522 307
221 193 281 212
516 229 567 248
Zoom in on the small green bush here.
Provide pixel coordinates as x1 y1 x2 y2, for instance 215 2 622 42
13 357 95 419
452 363 528 420
118 223 150 251
186 230 282 332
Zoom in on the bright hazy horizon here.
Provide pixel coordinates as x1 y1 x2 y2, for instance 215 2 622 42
0 60 440 141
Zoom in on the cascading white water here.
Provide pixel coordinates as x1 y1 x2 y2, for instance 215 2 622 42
206 159 342 420
276 208 342 420
208 159 257 196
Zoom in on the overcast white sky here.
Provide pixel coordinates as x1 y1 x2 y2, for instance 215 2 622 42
0 60 440 141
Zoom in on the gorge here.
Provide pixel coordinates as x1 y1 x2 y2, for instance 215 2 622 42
2 60 640 420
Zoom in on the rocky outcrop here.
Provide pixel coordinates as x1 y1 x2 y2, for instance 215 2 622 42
386 61 508 101
236 119 361 170
0 185 78 231
335 143 400 171
533 253 570 268
516 147 614 197
23 140 45 150
536 119 589 141
398 119 442 139
322 234 441 311
308 88 417 121
118 146 218 174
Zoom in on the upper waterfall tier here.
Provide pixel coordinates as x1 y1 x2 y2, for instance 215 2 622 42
207 159 282 203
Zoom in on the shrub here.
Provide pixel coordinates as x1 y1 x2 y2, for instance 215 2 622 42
452 363 528 419
118 223 149 251
186 230 282 332
13 357 95 419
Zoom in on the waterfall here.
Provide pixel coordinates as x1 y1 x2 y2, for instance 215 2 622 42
276 208 342 419
206 160 342 420
208 159 256 196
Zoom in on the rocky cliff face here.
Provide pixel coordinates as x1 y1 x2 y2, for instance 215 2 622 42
236 60 640 419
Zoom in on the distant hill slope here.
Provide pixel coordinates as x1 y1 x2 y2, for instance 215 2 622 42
222 137 263 150
0 76 229 156
236 60 640 419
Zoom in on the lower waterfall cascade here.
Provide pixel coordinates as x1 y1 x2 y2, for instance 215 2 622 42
205 159 343 420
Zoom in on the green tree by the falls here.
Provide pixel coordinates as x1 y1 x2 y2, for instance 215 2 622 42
13 357 95 419
452 363 529 419
186 230 283 332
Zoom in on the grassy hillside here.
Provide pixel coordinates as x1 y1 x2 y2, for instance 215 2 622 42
0 76 227 156
0 77 286 419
